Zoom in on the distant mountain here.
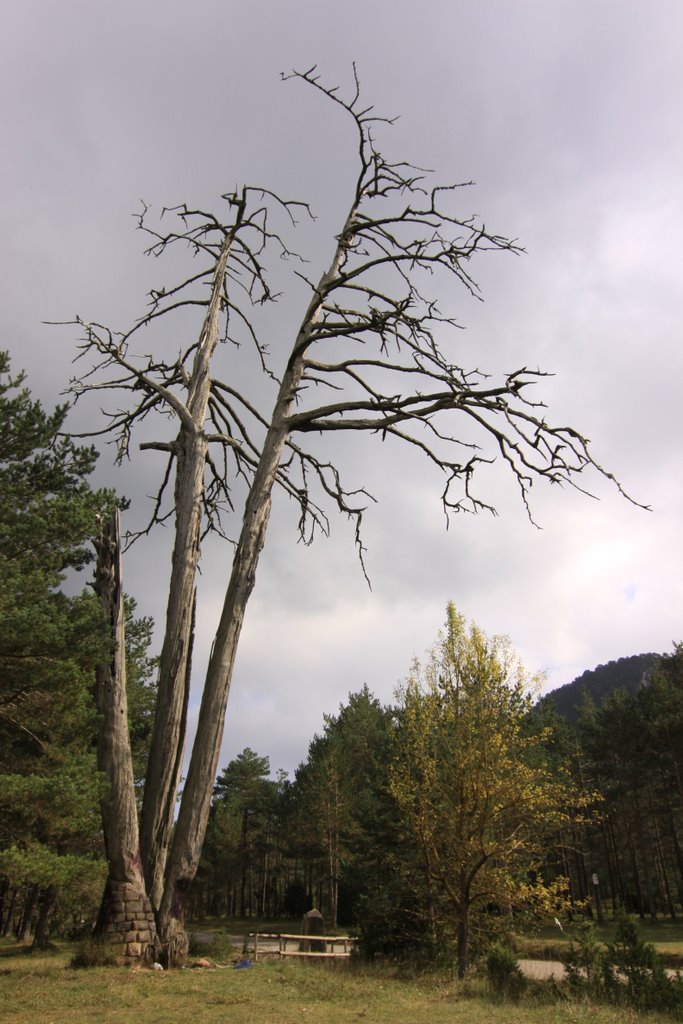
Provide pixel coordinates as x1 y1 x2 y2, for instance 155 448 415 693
545 653 660 724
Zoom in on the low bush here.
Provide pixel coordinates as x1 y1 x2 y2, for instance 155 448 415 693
195 929 239 963
563 921 606 998
606 912 683 1015
485 942 526 1000
70 938 119 968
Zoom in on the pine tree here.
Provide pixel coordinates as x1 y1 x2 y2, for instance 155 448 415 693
0 353 115 941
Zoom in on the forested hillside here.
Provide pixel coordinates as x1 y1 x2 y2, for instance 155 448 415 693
546 653 659 723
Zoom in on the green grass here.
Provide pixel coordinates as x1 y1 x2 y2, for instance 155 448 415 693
0 939 674 1024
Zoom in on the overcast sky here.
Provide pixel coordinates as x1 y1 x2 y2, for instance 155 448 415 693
2 0 682 778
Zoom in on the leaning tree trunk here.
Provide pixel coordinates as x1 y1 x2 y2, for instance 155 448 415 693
140 230 235 910
93 509 157 964
156 451 274 963
156 217 355 963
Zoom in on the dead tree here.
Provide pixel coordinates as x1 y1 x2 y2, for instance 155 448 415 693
63 67 640 963
93 509 157 963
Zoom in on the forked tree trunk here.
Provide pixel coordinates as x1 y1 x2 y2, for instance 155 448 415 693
93 509 157 964
156 217 355 960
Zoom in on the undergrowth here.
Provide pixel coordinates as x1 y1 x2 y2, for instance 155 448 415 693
563 912 683 1018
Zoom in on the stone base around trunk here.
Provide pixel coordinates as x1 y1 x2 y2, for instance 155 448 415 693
95 878 158 966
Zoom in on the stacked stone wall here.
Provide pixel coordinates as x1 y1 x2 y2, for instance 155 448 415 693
95 879 158 965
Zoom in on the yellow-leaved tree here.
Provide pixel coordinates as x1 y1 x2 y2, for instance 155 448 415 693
389 603 585 976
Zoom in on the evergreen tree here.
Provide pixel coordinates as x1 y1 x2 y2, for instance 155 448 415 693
201 749 278 918
291 687 393 928
577 653 683 921
0 354 115 941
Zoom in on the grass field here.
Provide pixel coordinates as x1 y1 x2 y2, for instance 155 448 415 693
0 940 676 1024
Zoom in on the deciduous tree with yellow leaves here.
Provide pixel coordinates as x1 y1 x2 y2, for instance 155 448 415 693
390 603 586 976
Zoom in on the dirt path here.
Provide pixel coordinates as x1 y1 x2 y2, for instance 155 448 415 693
518 958 566 980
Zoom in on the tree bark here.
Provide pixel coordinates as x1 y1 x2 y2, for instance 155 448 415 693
607 811 627 910
1 886 16 937
600 817 618 910
666 803 683 907
0 875 8 934
140 230 235 909
93 509 157 964
632 790 657 923
32 884 58 951
623 810 644 915
456 904 470 979
16 884 39 941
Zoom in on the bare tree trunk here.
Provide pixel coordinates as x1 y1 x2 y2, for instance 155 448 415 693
623 810 644 915
456 904 470 979
16 884 39 942
1 886 16 937
157 224 354 961
600 818 618 911
327 834 339 930
561 843 576 918
32 885 58 951
326 774 340 929
0 875 8 934
240 810 249 918
667 803 683 906
93 509 157 964
608 811 627 911
140 231 236 908
632 791 657 923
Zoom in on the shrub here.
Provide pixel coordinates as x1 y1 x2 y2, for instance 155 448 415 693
562 912 683 1017
70 938 119 968
563 921 606 998
199 929 239 963
485 942 526 1000
606 911 683 1015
